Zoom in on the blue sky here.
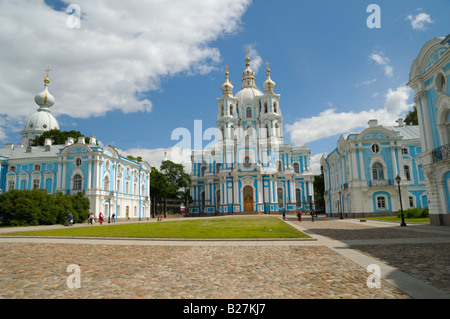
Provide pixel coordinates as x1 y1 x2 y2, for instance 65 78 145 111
0 0 449 173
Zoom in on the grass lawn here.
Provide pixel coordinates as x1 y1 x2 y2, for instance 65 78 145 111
2 216 311 239
363 216 430 223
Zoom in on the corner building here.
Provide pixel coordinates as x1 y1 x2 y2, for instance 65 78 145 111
321 119 427 218
190 55 314 214
0 72 151 221
408 35 450 225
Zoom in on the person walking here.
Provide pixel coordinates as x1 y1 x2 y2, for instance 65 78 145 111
99 212 104 225
67 212 73 226
297 210 301 222
112 213 116 223
310 209 315 222
282 209 286 220
89 212 94 225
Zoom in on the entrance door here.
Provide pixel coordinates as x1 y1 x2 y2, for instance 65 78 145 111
243 186 253 212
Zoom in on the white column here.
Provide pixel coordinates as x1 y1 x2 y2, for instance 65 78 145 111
358 147 365 181
391 146 398 178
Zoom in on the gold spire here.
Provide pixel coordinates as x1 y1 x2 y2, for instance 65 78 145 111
244 48 250 66
44 66 51 84
265 61 271 73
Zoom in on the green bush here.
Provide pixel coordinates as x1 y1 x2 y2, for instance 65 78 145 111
397 207 429 219
0 190 90 226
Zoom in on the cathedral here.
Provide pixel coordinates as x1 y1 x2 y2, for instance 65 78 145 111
0 71 151 221
189 54 314 214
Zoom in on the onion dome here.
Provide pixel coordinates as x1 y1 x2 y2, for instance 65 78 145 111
220 66 234 96
241 54 256 89
263 63 276 94
23 68 59 133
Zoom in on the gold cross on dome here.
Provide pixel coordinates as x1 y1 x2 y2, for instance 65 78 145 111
244 48 249 56
44 66 52 76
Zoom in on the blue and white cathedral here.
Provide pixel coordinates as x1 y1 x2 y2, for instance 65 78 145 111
190 55 314 214
0 71 151 221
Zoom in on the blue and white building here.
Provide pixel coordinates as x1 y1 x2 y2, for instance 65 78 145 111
321 119 427 218
190 55 314 214
408 35 450 225
0 72 151 221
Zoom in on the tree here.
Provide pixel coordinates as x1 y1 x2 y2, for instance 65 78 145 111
31 129 94 146
150 166 170 218
313 166 326 212
0 190 90 226
127 155 143 162
404 106 418 126
160 160 191 200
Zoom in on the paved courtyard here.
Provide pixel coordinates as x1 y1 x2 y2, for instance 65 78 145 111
0 215 449 299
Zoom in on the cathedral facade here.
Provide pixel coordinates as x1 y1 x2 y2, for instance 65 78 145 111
189 55 314 214
0 72 151 221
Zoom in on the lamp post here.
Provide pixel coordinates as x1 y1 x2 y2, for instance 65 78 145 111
339 191 343 219
395 175 406 227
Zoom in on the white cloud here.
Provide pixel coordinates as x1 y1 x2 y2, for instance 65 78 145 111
122 146 192 172
0 0 251 123
407 12 434 31
355 78 376 88
245 44 263 73
286 85 412 146
384 86 413 115
369 51 393 77
310 153 325 175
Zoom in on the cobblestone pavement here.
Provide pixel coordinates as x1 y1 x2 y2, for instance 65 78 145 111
0 216 448 299
294 217 450 294
0 243 408 299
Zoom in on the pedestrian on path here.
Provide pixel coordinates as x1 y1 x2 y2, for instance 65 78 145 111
282 209 286 220
310 209 315 222
297 210 301 222
89 212 94 225
99 212 104 225
112 213 116 223
67 212 73 226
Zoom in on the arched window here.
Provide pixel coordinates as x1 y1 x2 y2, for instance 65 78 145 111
244 156 251 167
216 190 220 211
103 176 110 191
265 124 270 138
278 161 283 172
372 163 384 180
277 188 284 208
295 188 302 205
230 105 234 115
221 105 224 116
293 162 300 173
201 166 206 177
246 107 252 118
73 174 82 191
273 102 277 113
264 102 268 113
274 123 279 137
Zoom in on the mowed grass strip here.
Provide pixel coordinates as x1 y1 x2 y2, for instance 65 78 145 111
3 217 310 239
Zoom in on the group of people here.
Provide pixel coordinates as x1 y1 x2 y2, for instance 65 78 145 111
67 212 116 226
282 208 317 222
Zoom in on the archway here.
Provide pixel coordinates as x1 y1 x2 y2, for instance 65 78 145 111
243 186 254 212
